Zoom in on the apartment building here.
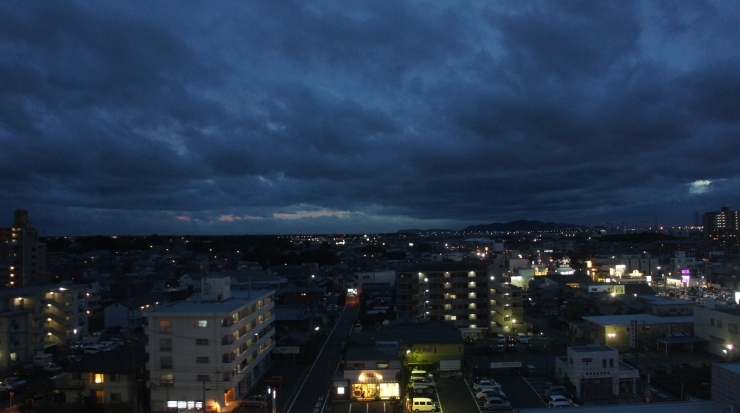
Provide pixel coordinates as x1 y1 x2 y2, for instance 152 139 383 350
0 209 49 287
396 263 489 335
0 284 88 371
703 203 740 249
489 274 524 336
145 276 275 413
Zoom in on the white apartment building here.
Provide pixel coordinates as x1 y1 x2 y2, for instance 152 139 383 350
145 276 275 413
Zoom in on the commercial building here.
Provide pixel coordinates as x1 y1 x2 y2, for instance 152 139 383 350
554 345 639 399
340 341 401 401
145 276 275 413
0 283 88 370
694 304 740 358
581 314 695 351
0 210 48 287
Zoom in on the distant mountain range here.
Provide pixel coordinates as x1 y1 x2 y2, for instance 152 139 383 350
462 220 587 232
398 220 586 234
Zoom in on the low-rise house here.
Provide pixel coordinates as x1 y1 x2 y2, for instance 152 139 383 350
54 340 144 411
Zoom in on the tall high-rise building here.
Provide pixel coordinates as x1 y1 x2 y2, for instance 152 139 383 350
703 204 740 249
0 210 49 288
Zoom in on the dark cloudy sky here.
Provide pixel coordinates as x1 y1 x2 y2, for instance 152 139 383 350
1 1 739 236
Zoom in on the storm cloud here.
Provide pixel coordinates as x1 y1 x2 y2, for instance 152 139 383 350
1 1 739 235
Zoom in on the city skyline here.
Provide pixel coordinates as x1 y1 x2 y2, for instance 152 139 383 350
1 2 739 236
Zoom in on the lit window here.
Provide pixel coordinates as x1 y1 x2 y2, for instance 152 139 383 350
94 373 104 384
159 320 172 333
197 320 208 328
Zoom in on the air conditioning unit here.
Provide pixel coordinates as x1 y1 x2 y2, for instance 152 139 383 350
727 404 736 413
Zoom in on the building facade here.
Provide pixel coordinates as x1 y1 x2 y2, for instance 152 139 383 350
489 274 524 336
0 210 48 287
342 341 402 401
0 284 88 371
145 276 275 413
554 346 639 399
711 362 740 411
703 204 740 249
693 305 740 358
396 263 489 335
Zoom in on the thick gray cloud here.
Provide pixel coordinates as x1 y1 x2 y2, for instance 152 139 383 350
1 0 739 235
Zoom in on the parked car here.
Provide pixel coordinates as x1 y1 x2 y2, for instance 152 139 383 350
545 385 567 395
483 396 512 411
476 388 507 399
44 363 63 372
546 395 574 407
59 355 82 367
411 377 436 387
2 377 27 389
9 364 35 380
473 379 501 391
242 395 268 407
550 399 578 408
83 345 104 354
69 342 84 351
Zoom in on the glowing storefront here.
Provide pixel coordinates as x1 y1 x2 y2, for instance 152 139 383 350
343 342 402 401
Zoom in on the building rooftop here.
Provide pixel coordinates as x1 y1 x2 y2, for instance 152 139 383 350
569 345 615 353
145 289 272 315
713 362 740 375
397 262 488 273
0 282 83 299
346 343 401 362
704 306 740 317
520 401 726 413
582 314 693 327
638 295 696 306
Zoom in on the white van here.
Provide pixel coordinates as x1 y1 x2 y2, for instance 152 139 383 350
516 333 529 344
411 398 436 412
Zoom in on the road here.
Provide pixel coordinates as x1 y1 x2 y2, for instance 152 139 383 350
284 297 359 413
